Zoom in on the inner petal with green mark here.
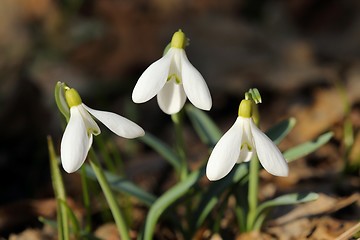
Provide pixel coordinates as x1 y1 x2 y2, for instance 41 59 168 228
167 74 182 84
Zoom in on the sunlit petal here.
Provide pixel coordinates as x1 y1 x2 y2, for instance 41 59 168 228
206 117 243 181
157 80 187 114
250 119 289 176
132 50 174 103
61 107 92 173
180 50 212 111
83 104 145 139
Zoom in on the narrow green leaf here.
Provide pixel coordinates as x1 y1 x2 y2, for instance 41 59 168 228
257 192 319 213
143 168 205 240
85 165 156 206
193 165 248 229
185 104 222 147
283 132 333 162
252 192 319 230
139 133 181 172
59 199 81 238
266 118 296 145
47 136 69 240
38 216 57 228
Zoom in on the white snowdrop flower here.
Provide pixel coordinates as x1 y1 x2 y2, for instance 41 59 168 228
132 29 212 114
206 98 288 181
61 88 145 173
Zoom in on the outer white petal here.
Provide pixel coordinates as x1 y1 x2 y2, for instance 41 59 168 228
83 104 145 139
157 80 187 114
132 50 174 103
61 107 92 173
206 117 243 181
250 120 289 177
180 50 212 111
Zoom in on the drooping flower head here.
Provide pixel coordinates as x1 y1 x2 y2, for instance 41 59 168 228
132 29 212 114
206 90 288 181
60 85 145 173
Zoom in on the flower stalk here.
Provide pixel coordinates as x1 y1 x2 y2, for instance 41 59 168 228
88 149 130 240
172 111 188 180
247 155 260 231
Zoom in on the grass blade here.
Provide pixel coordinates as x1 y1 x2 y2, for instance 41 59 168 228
283 132 333 162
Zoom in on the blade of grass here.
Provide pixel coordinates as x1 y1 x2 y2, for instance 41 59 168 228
283 132 333 162
85 164 156 206
266 118 296 145
47 136 69 240
140 133 181 172
253 192 319 230
143 168 205 240
185 104 222 148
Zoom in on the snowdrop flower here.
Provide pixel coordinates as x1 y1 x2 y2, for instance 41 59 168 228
206 98 288 181
61 87 145 173
132 29 212 114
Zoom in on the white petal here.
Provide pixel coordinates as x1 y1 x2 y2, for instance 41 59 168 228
132 50 174 103
237 148 254 163
180 50 212 111
61 107 92 173
157 80 187 114
237 117 254 163
250 120 289 177
206 117 243 181
77 104 100 135
83 104 145 139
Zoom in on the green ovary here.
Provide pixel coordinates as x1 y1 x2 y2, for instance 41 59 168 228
65 88 82 108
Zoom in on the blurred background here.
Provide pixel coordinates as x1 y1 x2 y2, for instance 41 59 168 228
0 0 359 238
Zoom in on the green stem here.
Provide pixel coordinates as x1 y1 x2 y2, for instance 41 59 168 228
171 111 188 180
80 165 92 232
247 156 259 231
47 136 69 240
88 149 130 240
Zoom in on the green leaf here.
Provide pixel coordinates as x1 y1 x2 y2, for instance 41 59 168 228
185 104 222 148
193 165 248 230
47 136 69 240
143 168 205 240
283 132 333 162
266 118 296 145
253 192 319 230
85 165 156 206
257 192 319 213
59 199 81 238
139 133 181 172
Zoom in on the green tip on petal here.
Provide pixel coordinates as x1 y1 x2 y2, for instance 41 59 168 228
170 29 187 49
65 88 82 108
238 99 252 118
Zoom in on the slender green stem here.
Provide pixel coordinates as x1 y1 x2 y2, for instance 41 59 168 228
80 165 92 232
247 156 259 231
171 111 188 180
47 136 69 240
88 149 130 240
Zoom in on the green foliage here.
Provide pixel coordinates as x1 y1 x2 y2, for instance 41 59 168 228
53 83 333 239
284 132 333 162
85 164 156 206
